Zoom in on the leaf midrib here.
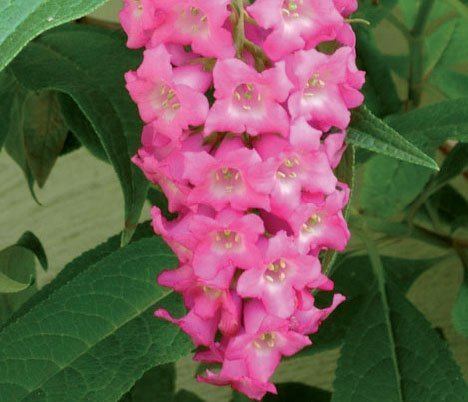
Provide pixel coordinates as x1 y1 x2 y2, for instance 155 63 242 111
364 235 404 402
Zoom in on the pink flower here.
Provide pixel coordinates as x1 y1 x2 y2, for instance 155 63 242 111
125 45 209 136
150 0 235 58
247 0 344 60
205 59 292 137
156 264 242 343
151 207 201 261
334 0 358 16
237 231 332 318
119 0 162 48
291 290 346 335
287 47 364 131
255 131 337 216
189 210 265 279
122 0 364 396
183 146 276 211
225 300 311 382
199 358 277 400
134 152 191 211
289 185 350 253
323 131 346 169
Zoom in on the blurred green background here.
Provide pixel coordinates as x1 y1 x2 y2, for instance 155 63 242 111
0 1 466 401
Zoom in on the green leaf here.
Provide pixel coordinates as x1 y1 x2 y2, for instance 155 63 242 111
263 383 331 402
174 390 205 402
0 236 192 402
15 231 48 271
302 254 441 356
452 256 468 337
433 18 468 68
360 156 432 218
444 0 468 18
424 20 457 76
58 93 108 162
431 142 468 192
0 246 37 321
430 67 468 100
0 272 32 294
0 70 18 152
408 143 468 222
2 222 154 330
2 75 40 203
0 0 110 72
385 99 468 152
425 185 468 234
355 27 401 117
332 240 467 402
22 91 68 188
147 187 178 221
121 364 175 402
355 0 398 25
9 24 148 244
348 106 438 170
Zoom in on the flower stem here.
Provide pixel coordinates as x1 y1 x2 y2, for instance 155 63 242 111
230 0 271 71
408 0 436 108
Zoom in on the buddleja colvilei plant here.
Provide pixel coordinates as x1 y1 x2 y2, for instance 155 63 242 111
1 0 468 401
120 0 364 398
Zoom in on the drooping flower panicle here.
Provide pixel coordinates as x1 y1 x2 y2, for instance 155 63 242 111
121 0 364 399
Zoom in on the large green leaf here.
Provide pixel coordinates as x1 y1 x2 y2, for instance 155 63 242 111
9 24 148 243
355 27 401 117
332 242 467 402
58 93 108 162
347 106 438 170
0 0 110 72
2 222 154 331
0 236 192 402
22 91 68 188
360 156 432 218
453 247 468 338
120 364 175 402
302 255 441 356
385 99 468 152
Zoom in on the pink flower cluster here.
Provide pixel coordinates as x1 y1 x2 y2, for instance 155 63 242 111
121 0 363 399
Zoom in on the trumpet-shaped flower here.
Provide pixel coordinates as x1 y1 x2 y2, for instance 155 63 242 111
287 47 364 130
150 0 235 58
205 59 292 136
225 300 311 382
237 231 332 318
125 45 209 136
183 147 276 211
120 0 162 48
189 210 265 279
247 0 344 60
199 358 277 401
289 185 350 253
255 132 337 216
